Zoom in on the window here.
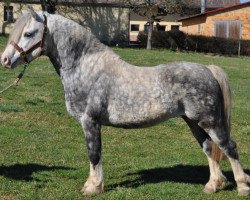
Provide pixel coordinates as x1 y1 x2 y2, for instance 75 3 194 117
4 6 13 22
171 25 180 31
214 20 242 39
131 24 139 32
157 25 166 31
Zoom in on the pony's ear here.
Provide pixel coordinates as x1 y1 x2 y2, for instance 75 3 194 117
28 6 42 21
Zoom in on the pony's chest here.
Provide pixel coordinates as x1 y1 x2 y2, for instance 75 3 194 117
63 89 88 118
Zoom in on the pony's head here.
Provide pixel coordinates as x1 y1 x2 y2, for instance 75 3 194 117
1 8 47 68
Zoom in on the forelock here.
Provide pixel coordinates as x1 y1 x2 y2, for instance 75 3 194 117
7 13 32 44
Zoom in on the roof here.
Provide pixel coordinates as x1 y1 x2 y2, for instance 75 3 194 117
2 0 124 2
130 11 181 22
57 0 124 4
0 0 128 7
179 1 250 21
1 0 241 8
129 0 241 22
3 0 240 6
193 0 240 8
125 0 240 8
57 0 127 7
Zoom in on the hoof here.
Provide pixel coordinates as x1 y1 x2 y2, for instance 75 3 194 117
81 182 104 196
247 175 250 183
204 185 216 194
238 187 250 196
204 178 226 194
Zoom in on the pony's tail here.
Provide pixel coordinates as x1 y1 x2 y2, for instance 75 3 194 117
206 65 231 162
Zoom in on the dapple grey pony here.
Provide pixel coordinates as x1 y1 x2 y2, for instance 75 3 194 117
1 9 249 196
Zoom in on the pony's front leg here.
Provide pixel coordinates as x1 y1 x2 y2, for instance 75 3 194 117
80 115 104 195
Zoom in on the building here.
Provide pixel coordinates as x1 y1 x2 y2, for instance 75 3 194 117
1 0 241 44
179 2 250 40
129 12 181 43
129 0 240 43
0 1 41 35
0 0 130 45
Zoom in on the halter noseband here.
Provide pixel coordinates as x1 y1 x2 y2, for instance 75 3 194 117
10 15 47 64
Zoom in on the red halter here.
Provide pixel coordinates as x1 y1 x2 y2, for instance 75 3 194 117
10 15 47 63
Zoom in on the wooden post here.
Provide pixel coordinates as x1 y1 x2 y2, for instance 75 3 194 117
238 39 241 57
238 23 242 57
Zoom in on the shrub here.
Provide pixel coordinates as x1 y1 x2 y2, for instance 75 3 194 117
137 31 250 56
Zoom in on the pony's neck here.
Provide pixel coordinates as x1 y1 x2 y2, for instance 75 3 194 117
45 14 107 75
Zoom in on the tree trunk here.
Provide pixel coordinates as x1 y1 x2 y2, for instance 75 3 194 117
147 20 154 50
40 0 56 13
40 0 46 11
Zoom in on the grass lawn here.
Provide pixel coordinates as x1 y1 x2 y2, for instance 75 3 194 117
0 36 249 200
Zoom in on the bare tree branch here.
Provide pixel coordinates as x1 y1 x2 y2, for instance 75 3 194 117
126 0 195 49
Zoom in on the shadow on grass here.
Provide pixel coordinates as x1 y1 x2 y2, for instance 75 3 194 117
0 163 74 182
107 164 250 191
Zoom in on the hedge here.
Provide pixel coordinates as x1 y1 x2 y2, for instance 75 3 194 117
137 31 250 56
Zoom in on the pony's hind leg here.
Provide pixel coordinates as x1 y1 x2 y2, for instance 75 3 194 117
204 127 250 196
183 117 227 193
80 114 104 195
228 156 250 196
204 151 227 193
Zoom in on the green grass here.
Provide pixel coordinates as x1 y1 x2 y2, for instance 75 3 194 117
0 36 249 200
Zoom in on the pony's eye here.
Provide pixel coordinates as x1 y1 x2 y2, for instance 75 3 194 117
24 32 33 38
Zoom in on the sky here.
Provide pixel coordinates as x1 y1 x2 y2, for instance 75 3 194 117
241 0 250 2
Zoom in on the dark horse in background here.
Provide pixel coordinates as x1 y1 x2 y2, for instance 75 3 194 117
1 8 249 196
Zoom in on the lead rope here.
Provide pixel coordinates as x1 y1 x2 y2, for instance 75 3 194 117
0 64 28 94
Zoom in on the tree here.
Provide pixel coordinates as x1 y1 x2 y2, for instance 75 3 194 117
127 0 195 50
40 0 57 13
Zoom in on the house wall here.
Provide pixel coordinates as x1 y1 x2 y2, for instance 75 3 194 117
0 3 42 35
0 2 130 45
56 5 130 45
130 20 181 42
180 5 250 40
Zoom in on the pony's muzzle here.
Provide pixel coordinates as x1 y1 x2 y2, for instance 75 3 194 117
1 54 10 67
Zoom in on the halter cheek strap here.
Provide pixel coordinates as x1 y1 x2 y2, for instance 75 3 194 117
10 14 48 64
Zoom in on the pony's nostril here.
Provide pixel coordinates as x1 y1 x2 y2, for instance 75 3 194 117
3 56 9 65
